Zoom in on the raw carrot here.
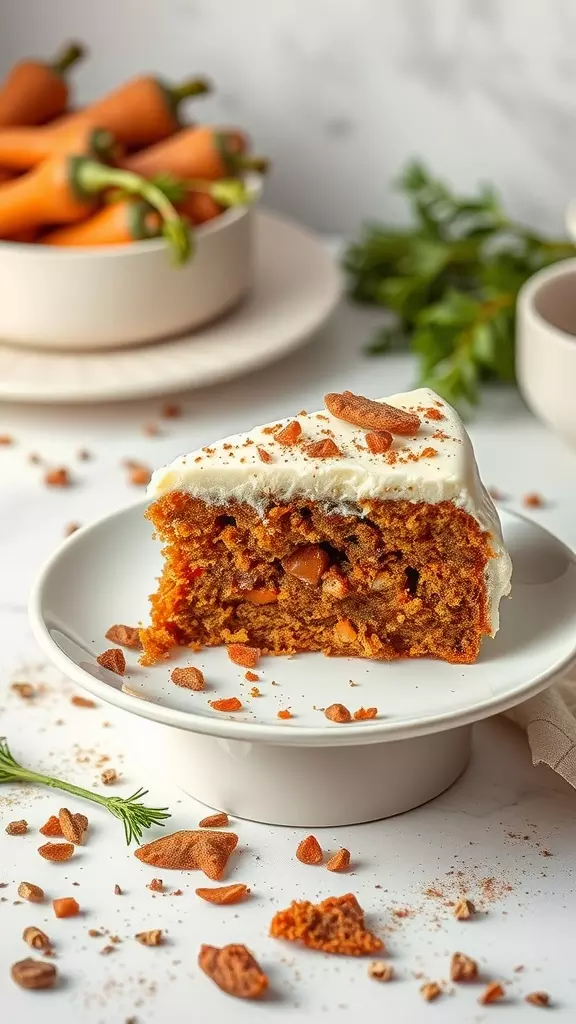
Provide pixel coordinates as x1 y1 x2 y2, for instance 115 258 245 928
0 157 191 263
42 178 252 245
42 199 162 246
50 74 211 150
0 123 122 171
123 126 269 180
0 42 85 127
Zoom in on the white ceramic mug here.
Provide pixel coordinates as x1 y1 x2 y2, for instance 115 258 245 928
516 257 576 449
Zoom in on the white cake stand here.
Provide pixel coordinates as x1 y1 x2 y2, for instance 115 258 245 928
29 503 576 827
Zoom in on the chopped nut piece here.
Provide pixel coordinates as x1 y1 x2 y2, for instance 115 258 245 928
353 706 378 720
296 835 323 865
420 981 442 1002
11 958 57 990
6 819 28 836
305 438 343 459
23 925 50 949
18 883 44 903
161 402 181 418
58 808 84 845
283 544 331 585
368 960 394 982
270 893 382 955
275 420 302 446
450 951 479 982
64 522 80 537
325 703 352 723
135 829 239 880
171 666 204 691
196 883 250 905
11 682 34 699
70 694 96 707
326 848 350 872
97 648 126 676
88 928 103 937
39 842 75 863
525 992 550 1007
198 943 268 1000
136 929 163 946
210 697 243 712
128 464 151 487
325 391 421 435
365 430 393 454
245 671 259 682
479 982 505 1005
44 467 71 487
105 624 141 649
40 815 63 837
226 643 260 668
199 812 229 829
277 709 292 719
100 945 115 955
257 447 273 463
147 878 163 892
101 768 118 785
114 884 122 895
453 898 475 920
53 897 80 918
250 686 260 696
523 492 544 509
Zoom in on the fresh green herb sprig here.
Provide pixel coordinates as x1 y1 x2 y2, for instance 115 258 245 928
344 161 576 409
0 738 170 845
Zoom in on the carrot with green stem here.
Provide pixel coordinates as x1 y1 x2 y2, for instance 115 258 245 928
0 42 85 127
0 122 123 170
47 74 211 150
42 177 252 246
0 157 191 262
123 125 269 180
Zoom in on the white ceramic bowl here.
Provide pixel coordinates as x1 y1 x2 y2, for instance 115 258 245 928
517 258 576 448
0 187 260 351
29 502 576 826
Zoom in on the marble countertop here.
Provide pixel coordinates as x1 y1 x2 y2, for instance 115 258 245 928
1 297 576 1022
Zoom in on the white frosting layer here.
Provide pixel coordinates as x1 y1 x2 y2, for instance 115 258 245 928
149 388 512 635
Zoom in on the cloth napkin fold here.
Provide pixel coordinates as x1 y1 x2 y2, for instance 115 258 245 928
505 669 576 786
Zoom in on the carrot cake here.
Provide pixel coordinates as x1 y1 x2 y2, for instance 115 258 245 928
140 388 512 666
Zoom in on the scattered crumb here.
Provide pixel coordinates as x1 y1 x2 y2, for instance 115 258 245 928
44 467 71 487
277 710 292 720
64 522 80 537
245 671 259 682
420 981 442 1002
0 434 13 445
161 403 181 418
368 961 394 982
147 879 163 893
5 820 28 836
97 649 126 676
353 707 378 720
135 929 163 946
143 423 160 437
71 695 96 708
114 884 122 895
100 945 115 955
453 898 475 920
479 981 505 1005
128 464 151 487
523 492 544 509
101 768 119 785
11 682 35 699
525 992 550 1007
77 448 91 461
171 666 204 691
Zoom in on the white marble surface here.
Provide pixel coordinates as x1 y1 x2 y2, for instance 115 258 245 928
3 0 576 234
0 291 576 1021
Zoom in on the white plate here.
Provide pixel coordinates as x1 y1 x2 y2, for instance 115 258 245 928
29 504 576 825
29 504 576 746
0 210 341 403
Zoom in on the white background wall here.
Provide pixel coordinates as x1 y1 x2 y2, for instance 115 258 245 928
2 0 576 236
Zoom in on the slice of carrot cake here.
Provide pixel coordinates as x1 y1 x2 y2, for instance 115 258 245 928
141 388 511 666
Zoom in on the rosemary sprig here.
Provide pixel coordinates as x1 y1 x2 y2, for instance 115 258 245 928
0 737 170 845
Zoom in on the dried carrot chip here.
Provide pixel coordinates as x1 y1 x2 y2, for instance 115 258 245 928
96 648 126 676
210 697 243 712
196 883 249 905
296 835 323 865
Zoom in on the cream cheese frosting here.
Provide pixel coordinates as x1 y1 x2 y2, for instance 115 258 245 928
148 387 512 634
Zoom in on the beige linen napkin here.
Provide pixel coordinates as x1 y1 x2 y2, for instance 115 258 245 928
505 670 576 785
